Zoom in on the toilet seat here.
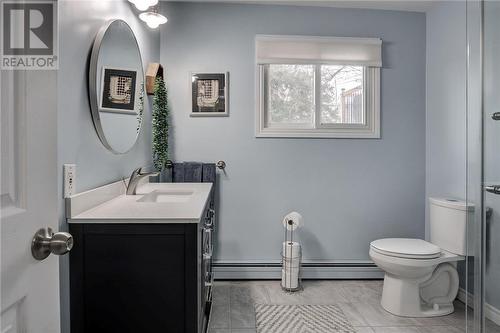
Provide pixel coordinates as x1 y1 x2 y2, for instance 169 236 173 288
371 238 441 259
369 247 462 269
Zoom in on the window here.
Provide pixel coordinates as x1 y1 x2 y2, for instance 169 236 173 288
256 35 381 138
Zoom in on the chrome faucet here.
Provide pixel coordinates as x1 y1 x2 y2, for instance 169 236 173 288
126 167 160 195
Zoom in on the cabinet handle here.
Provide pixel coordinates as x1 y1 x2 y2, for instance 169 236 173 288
204 209 215 228
203 228 213 256
485 185 500 195
204 219 214 229
205 271 213 287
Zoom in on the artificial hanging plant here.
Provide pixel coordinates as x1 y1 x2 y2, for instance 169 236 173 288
152 76 169 172
137 83 144 133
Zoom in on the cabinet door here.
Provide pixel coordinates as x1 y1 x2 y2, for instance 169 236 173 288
80 225 187 333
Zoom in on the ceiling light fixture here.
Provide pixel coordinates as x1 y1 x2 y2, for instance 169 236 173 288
139 11 167 29
128 0 158 11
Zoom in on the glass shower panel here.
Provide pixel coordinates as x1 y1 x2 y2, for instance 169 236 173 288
466 1 484 331
468 0 500 332
482 1 500 332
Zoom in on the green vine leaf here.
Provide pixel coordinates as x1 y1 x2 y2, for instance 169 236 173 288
137 83 144 132
152 76 169 171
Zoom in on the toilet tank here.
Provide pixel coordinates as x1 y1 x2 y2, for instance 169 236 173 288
429 197 474 256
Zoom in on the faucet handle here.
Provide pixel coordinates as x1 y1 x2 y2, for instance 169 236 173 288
135 167 159 177
132 167 143 175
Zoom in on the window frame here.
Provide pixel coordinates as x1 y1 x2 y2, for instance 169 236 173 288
255 64 380 138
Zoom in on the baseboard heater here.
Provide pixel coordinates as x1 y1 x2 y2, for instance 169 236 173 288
212 261 384 280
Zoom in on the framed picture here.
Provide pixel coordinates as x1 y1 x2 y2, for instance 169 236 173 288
191 72 228 117
100 67 138 114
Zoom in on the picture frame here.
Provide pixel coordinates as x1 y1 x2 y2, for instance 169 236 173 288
100 67 138 115
190 72 229 117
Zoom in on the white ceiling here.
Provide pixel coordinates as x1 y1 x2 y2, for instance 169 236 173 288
168 0 438 13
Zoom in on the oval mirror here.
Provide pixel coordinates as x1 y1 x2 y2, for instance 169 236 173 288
89 20 144 154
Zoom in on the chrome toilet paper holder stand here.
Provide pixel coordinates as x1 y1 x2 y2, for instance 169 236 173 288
281 218 302 293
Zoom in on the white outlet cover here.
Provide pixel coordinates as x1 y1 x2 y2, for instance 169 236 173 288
64 164 76 198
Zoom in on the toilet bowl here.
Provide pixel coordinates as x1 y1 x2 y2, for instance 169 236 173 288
370 198 473 318
369 238 463 317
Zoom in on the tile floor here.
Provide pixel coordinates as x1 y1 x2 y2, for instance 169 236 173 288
208 280 500 333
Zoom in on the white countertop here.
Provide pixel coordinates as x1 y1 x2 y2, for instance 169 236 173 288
67 182 212 224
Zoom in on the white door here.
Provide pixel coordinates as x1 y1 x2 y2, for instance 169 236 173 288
1 68 62 332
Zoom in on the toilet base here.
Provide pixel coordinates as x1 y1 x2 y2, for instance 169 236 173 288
381 273 455 317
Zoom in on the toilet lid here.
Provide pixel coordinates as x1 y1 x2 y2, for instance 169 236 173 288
370 238 441 259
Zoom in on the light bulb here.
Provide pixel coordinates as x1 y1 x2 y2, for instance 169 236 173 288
139 12 167 29
146 21 160 29
135 2 150 11
128 0 158 11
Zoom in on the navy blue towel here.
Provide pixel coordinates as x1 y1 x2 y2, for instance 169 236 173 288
165 161 216 209
184 162 203 182
172 163 184 182
202 163 216 209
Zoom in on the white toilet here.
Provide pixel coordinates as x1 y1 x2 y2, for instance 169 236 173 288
370 197 473 318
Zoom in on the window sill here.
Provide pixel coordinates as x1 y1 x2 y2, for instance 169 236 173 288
255 127 381 139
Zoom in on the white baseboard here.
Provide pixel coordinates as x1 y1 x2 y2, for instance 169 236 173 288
457 288 473 307
212 261 384 280
457 288 500 326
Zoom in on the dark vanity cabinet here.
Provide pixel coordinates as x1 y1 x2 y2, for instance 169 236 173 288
69 209 214 333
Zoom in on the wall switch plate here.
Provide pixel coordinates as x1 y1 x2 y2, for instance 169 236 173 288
64 164 76 198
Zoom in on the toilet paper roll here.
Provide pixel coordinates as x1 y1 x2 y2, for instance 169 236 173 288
282 242 301 259
281 268 299 289
282 212 303 231
283 258 300 269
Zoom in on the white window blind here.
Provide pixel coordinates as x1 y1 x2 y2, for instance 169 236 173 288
256 35 382 67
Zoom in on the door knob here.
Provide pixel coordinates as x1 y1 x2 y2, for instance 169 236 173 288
485 185 500 195
31 227 73 260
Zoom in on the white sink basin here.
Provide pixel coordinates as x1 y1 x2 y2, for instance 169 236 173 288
66 182 212 223
137 189 194 203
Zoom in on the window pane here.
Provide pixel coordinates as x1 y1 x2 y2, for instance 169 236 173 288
320 65 364 124
268 65 314 125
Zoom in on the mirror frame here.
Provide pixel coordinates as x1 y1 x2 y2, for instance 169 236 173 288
88 19 144 154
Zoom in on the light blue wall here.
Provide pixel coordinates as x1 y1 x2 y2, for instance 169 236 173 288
160 3 426 264
57 1 159 332
425 1 467 240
